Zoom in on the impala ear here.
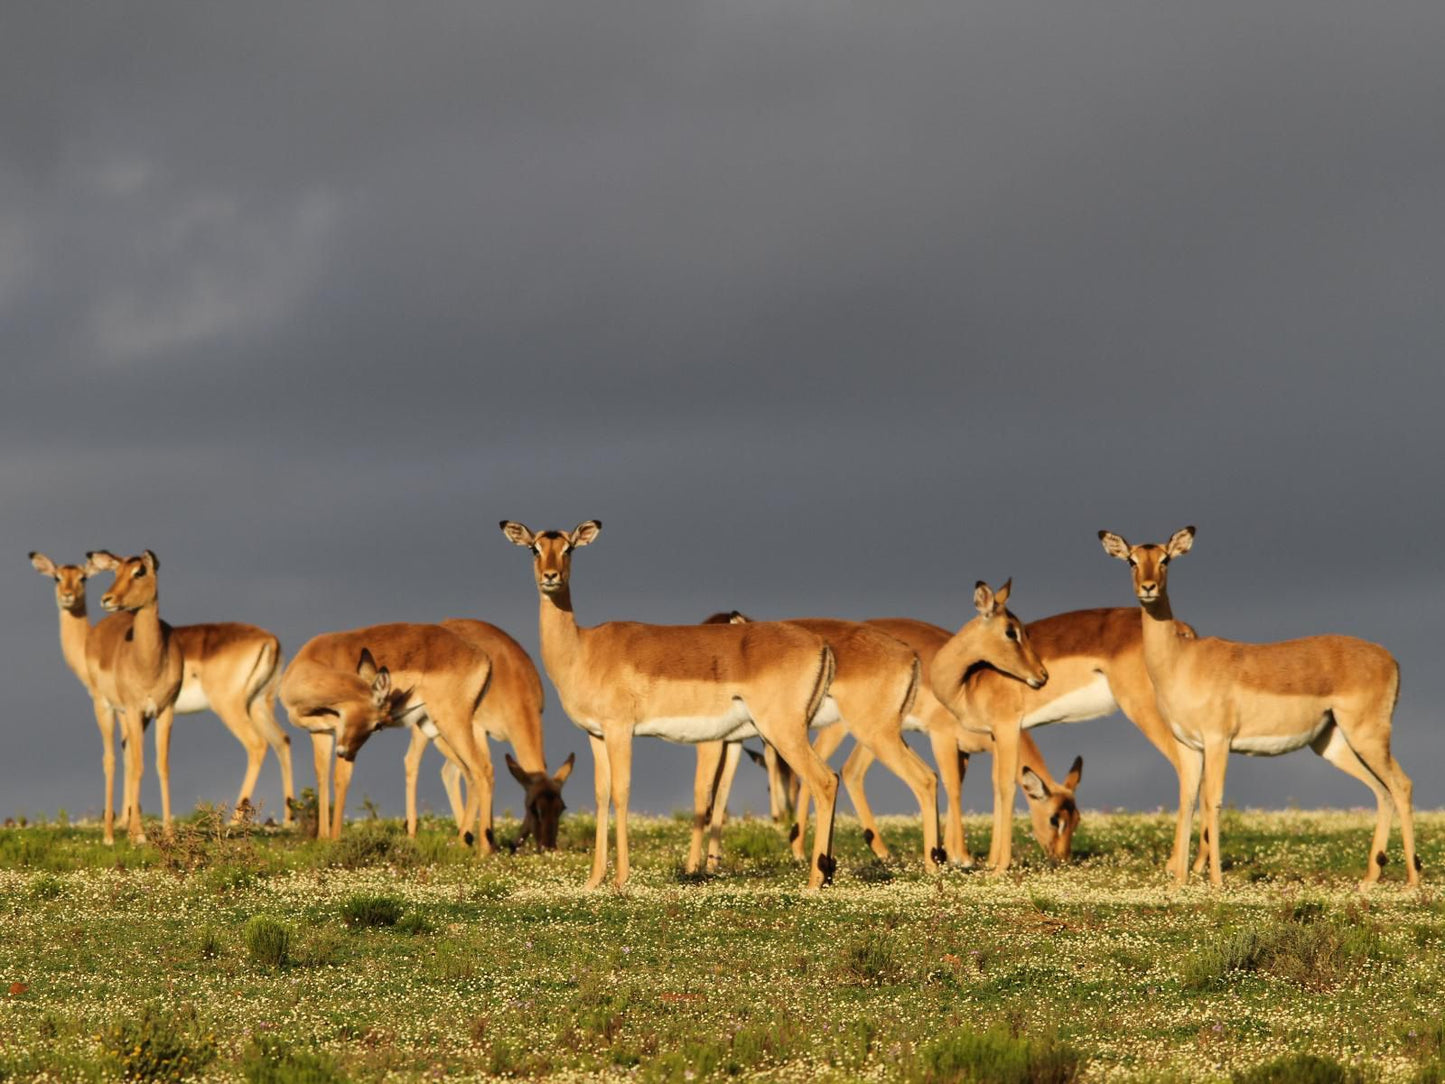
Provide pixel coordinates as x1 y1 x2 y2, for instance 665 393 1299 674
973 581 997 618
86 549 121 573
141 549 159 572
1063 755 1083 790
993 579 1012 607
1098 531 1131 561
29 551 56 577
1166 526 1196 558
505 753 533 787
369 666 392 708
552 752 576 785
729 610 751 624
1020 767 1050 801
500 521 536 548
744 746 768 769
356 647 380 682
570 520 602 548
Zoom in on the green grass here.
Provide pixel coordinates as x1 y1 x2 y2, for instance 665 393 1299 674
0 807 1438 1081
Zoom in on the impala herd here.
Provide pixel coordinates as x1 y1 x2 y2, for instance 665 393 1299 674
27 522 1420 891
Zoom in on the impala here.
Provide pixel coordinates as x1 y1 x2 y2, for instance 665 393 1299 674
928 591 1212 877
280 624 495 844
501 520 842 890
1100 526 1418 887
84 550 184 844
400 618 571 848
31 553 297 831
685 611 943 876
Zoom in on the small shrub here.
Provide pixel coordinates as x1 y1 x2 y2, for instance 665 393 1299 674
245 917 292 969
197 926 223 960
912 1027 1079 1084
1182 908 1386 992
97 1007 216 1082
340 894 402 929
28 873 63 901
837 932 901 986
205 863 258 893
1231 1052 1365 1084
328 827 395 869
241 1036 344 1084
396 912 433 936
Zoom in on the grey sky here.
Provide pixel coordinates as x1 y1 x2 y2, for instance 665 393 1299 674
4 3 1443 832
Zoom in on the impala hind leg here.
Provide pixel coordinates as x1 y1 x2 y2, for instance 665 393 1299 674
759 718 838 890
1335 712 1419 887
707 742 743 868
250 688 295 826
440 759 466 828
688 741 726 874
839 741 890 860
861 728 941 872
792 726 846 860
1312 725 1392 887
586 733 611 890
213 693 267 822
154 707 175 836
929 728 972 867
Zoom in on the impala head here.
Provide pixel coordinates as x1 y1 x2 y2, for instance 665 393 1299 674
968 579 1049 689
86 549 160 613
29 552 92 612
505 752 575 850
1098 527 1195 605
1021 756 1083 862
500 520 602 595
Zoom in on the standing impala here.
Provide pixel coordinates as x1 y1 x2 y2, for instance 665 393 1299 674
84 550 184 844
1100 526 1418 887
30 553 297 831
685 612 942 875
501 520 842 890
928 593 1212 878
280 624 496 845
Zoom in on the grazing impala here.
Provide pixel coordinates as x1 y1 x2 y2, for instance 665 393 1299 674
84 550 184 844
280 624 495 844
928 593 1211 878
400 618 571 848
501 520 842 890
30 553 297 831
685 612 942 875
1100 526 1418 887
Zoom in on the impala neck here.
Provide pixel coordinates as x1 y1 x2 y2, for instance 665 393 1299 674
537 586 581 704
128 597 168 683
1139 592 1187 674
934 619 997 729
57 598 92 684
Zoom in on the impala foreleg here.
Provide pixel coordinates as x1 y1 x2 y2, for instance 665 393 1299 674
120 709 147 844
707 742 743 869
989 724 1021 872
154 706 175 836
331 755 355 840
929 728 970 868
688 741 725 874
309 731 334 839
1200 737 1229 887
586 733 611 890
403 724 428 838
603 728 633 889
94 700 117 846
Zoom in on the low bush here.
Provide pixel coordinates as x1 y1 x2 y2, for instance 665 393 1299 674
97 1007 216 1082
241 1036 344 1084
911 1027 1079 1084
339 893 403 929
1231 1052 1365 1084
245 916 292 969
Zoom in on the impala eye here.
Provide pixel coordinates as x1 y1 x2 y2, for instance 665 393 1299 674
1160 556 1170 566
1127 557 1137 567
1006 627 1019 641
1049 815 1061 829
133 566 147 578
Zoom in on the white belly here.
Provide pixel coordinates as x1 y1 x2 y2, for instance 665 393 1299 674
172 680 211 715
1232 715 1331 756
1021 673 1118 728
902 713 927 733
635 698 756 743
810 695 842 729
396 702 435 737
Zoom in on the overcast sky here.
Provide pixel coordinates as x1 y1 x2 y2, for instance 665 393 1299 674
4 3 1442 838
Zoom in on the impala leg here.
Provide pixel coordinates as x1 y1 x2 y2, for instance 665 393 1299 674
1191 791 1212 876
603 727 633 889
1311 726 1391 887
990 722 1021 872
929 728 970 868
403 725 428 838
94 700 117 846
154 706 175 836
586 733 611 890
838 740 889 860
331 755 354 840
1171 745 1203 885
707 742 743 868
251 688 295 826
790 745 815 862
441 760 466 828
310 731 333 839
688 741 725 874
1336 712 1419 888
863 729 941 872
764 745 787 822
1200 738 1229 887
120 709 147 845
763 719 838 891
470 741 497 855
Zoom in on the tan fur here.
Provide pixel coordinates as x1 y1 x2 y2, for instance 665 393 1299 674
280 623 497 846
501 520 842 890
1100 527 1417 888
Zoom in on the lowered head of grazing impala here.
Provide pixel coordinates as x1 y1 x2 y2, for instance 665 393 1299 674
283 648 410 762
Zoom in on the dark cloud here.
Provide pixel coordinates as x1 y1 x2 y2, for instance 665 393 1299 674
4 3 1443 833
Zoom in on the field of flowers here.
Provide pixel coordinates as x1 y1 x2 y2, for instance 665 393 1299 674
0 806 1440 1083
